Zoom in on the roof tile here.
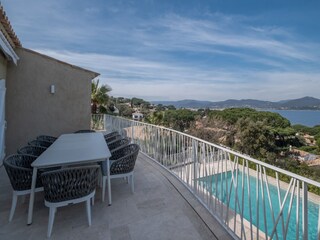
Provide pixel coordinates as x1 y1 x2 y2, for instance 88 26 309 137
0 4 22 47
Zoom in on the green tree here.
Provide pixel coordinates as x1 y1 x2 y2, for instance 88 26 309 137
208 108 291 128
316 137 320 154
118 104 134 118
91 79 112 114
162 109 196 132
131 97 150 107
167 105 176 110
156 104 165 111
147 111 164 125
235 118 277 161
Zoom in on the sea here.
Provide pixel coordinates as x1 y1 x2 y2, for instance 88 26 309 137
264 110 320 127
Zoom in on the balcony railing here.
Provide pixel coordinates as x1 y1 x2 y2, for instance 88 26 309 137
104 114 320 240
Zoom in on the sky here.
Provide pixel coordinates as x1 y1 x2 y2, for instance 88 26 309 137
2 0 320 101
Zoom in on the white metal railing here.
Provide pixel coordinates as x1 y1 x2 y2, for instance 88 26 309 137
91 114 105 130
105 114 320 240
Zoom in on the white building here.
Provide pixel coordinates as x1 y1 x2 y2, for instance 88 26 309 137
132 112 143 121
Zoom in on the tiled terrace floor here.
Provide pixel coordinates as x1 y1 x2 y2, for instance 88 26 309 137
0 154 233 240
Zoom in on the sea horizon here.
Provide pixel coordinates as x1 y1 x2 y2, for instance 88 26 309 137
263 109 320 127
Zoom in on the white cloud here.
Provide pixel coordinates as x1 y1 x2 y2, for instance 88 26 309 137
147 14 319 62
4 1 320 101
36 49 320 101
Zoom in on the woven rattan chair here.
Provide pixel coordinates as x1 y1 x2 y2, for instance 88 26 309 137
41 166 99 237
37 135 57 143
104 134 122 144
104 131 119 139
17 145 46 157
107 137 130 153
28 140 52 148
101 144 140 202
74 129 96 133
3 154 43 222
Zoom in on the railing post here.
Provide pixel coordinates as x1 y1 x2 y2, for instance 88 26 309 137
302 181 308 240
118 118 120 134
155 128 159 161
192 139 197 193
131 121 134 143
103 114 107 131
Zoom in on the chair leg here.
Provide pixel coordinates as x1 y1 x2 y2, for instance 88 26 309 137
47 207 56 238
91 195 95 206
98 171 102 188
9 193 18 222
86 199 92 226
131 174 134 193
107 176 112 206
102 176 106 202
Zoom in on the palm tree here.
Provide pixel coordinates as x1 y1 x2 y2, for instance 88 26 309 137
91 79 112 114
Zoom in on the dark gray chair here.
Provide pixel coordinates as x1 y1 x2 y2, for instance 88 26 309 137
37 135 57 143
3 154 43 221
17 145 46 157
101 144 140 202
107 137 130 153
28 140 52 148
105 134 122 144
74 130 96 133
104 131 119 139
41 166 99 237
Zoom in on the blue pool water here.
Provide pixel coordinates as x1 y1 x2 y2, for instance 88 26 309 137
199 171 319 239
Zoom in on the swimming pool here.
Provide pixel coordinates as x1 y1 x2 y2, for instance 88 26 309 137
199 171 319 239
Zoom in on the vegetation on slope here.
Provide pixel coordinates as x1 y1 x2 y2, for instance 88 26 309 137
103 96 320 193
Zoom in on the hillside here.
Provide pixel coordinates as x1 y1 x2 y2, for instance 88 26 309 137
277 96 320 109
152 96 320 110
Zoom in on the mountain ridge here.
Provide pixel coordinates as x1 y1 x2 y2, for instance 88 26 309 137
152 96 320 110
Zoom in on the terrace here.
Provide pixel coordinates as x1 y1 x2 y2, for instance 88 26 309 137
1 114 320 240
1 3 319 240
0 148 232 240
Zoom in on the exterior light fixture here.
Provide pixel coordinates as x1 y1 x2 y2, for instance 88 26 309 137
50 85 55 94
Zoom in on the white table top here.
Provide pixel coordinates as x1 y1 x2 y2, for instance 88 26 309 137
32 132 111 168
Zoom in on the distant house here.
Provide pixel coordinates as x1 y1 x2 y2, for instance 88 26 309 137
0 5 99 164
299 154 318 162
132 112 143 121
293 148 319 162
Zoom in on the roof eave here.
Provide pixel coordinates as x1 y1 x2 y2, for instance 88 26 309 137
0 30 19 64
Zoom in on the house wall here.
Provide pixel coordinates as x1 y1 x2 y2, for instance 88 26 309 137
5 48 98 154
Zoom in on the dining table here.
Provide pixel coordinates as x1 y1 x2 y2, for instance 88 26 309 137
27 132 111 225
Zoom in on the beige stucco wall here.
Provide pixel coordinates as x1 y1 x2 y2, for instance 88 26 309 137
0 53 7 79
5 48 98 154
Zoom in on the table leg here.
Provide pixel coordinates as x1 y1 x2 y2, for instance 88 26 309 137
27 167 38 225
107 158 112 205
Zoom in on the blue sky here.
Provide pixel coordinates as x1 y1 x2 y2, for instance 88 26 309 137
2 0 320 101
